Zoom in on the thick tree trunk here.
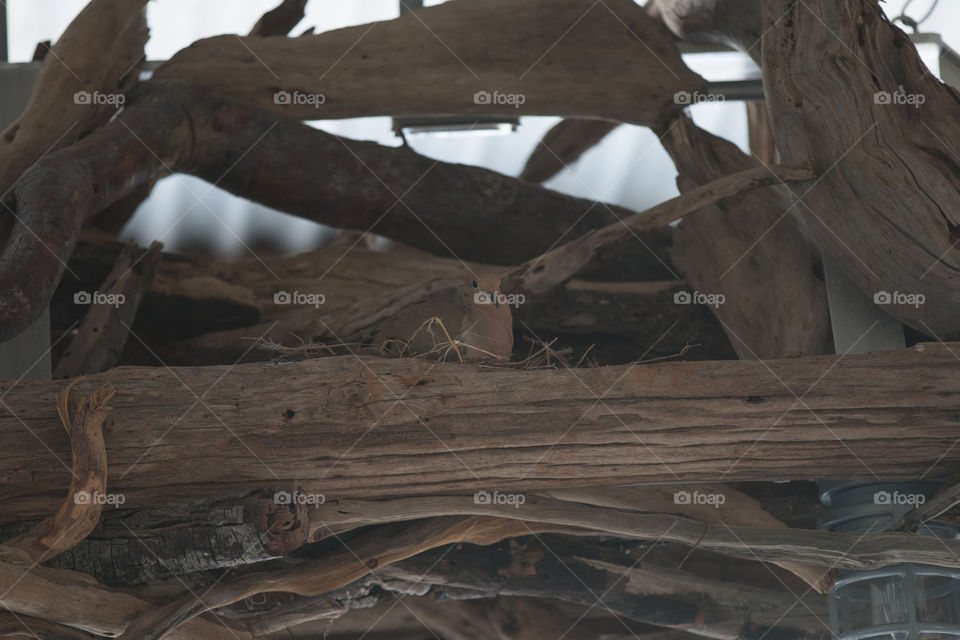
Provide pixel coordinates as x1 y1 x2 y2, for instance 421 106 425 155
0 342 957 523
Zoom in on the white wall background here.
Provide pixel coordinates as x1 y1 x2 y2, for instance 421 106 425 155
3 0 955 256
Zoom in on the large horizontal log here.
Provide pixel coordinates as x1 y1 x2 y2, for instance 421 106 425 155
0 342 958 523
156 0 703 126
0 80 671 342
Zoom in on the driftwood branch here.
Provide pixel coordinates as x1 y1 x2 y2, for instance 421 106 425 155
0 80 668 342
502 162 813 295
53 241 162 378
156 0 703 126
520 119 620 183
1 342 958 523
0 0 147 198
0 382 113 565
383 536 827 640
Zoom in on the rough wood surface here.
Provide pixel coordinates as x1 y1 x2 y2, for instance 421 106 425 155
502 162 813 296
0 483 307 586
0 342 957 523
762 0 960 338
0 80 668 341
156 0 703 126
0 0 147 198
658 113 831 359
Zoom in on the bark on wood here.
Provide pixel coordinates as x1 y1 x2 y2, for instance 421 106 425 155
53 241 162 378
0 560 253 638
0 0 147 199
156 0 703 126
382 536 827 640
0 80 668 342
0 483 307 586
657 113 832 359
0 342 958 524
520 119 621 183
762 0 960 339
0 382 113 566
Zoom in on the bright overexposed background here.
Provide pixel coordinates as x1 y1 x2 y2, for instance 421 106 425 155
3 0 954 257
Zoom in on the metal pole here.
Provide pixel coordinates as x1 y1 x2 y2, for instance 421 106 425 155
399 0 423 15
0 2 8 63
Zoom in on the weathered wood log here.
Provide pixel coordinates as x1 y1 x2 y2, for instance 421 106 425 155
762 0 960 338
0 80 670 342
56 236 731 366
383 536 827 640
519 119 620 183
657 113 831 359
0 342 958 523
53 241 161 378
156 0 703 126
0 0 147 199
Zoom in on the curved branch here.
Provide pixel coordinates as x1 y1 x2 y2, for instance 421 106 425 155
0 381 113 565
0 81 667 341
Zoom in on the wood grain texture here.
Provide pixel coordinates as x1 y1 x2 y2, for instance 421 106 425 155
156 0 703 126
0 342 957 523
762 0 960 338
658 113 831 359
